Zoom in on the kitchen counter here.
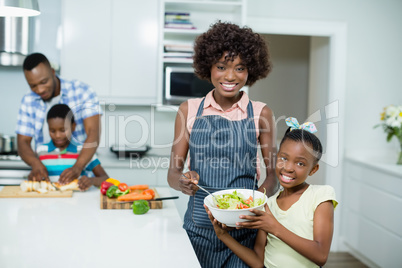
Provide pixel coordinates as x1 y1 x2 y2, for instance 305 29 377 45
344 149 402 178
0 187 200 268
342 149 402 267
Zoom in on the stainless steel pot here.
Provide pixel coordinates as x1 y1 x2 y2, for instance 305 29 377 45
0 134 17 154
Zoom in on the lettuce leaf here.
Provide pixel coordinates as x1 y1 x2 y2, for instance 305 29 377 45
215 189 266 210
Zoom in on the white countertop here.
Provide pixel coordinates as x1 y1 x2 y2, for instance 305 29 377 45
345 149 402 178
0 187 200 268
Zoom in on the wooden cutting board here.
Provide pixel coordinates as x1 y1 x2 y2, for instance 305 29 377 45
0 186 73 198
100 188 162 209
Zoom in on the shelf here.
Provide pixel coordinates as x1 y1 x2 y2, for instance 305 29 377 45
163 28 204 35
164 0 242 5
163 58 193 64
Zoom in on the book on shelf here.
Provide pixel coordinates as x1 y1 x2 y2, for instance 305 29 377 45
165 14 191 21
165 23 196 29
165 12 190 19
164 44 194 53
165 19 192 24
165 12 190 16
164 11 195 29
163 52 193 58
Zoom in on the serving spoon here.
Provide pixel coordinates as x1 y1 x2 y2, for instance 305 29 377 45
181 174 219 204
253 174 257 205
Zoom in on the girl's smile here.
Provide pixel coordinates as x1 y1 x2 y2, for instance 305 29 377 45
276 139 319 190
280 174 295 183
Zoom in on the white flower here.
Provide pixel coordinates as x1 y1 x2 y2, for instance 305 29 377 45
390 118 402 128
385 105 399 118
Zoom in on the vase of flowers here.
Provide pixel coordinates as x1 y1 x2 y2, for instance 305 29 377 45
375 105 402 165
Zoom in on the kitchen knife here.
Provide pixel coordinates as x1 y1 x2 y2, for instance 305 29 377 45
49 181 62 191
40 177 62 191
116 196 179 204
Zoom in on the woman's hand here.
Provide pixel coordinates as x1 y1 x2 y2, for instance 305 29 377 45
179 171 200 196
78 176 93 191
236 204 279 234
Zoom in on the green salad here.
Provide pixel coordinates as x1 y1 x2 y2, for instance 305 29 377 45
214 190 266 210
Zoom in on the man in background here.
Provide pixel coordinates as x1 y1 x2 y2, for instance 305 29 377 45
16 52 102 185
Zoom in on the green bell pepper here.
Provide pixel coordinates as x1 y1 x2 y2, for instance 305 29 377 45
131 199 150 215
106 185 129 198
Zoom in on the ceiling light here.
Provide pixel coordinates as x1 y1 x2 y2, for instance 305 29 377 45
0 0 40 17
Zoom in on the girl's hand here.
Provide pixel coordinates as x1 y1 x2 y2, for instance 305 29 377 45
236 204 279 234
205 205 229 239
179 171 199 196
78 176 93 191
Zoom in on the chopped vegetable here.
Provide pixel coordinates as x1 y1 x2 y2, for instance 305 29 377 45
118 183 128 192
106 185 129 198
106 186 119 198
142 189 155 199
117 192 153 202
128 184 149 191
214 190 266 210
132 200 150 215
100 181 114 195
106 178 121 186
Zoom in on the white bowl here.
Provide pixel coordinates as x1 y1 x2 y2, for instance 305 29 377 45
204 189 267 227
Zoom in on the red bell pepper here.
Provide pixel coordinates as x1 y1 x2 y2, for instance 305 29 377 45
100 181 114 195
142 189 155 199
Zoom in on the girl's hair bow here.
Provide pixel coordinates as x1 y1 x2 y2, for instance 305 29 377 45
285 117 317 134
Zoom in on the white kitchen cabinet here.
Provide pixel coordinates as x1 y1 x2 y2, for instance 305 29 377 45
156 0 246 104
342 152 402 267
61 0 159 105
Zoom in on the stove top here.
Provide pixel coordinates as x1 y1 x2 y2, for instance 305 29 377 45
0 154 21 161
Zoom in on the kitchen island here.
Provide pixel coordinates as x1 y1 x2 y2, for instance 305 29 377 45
0 186 200 268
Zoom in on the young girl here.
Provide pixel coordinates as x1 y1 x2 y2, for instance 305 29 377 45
206 117 338 268
167 21 279 267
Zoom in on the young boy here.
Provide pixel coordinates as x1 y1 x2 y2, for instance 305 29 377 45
36 104 108 191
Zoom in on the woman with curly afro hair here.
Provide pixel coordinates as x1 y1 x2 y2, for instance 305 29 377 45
168 21 279 267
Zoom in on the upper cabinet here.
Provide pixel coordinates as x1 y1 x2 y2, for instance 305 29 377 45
156 0 246 104
60 0 245 106
61 0 159 105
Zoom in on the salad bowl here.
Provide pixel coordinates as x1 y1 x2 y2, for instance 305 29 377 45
204 189 267 227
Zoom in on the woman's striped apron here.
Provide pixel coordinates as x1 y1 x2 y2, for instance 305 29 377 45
183 98 258 267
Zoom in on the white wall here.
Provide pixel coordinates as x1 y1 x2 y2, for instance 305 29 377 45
0 66 28 136
247 0 402 152
250 34 311 138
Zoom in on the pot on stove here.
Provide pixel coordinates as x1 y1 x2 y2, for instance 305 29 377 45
0 134 17 154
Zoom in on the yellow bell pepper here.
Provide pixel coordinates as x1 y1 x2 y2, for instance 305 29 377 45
106 178 120 186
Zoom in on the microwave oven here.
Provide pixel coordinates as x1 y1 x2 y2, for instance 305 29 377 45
164 66 214 105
